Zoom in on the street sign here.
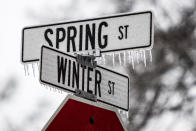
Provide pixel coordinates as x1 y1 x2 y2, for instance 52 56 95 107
22 11 153 63
40 46 129 110
42 95 126 131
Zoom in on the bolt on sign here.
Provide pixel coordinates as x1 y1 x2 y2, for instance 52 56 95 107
40 46 129 111
42 95 126 131
22 11 153 63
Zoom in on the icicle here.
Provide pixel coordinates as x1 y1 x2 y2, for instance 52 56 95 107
26 64 30 76
24 65 27 76
53 87 56 92
49 86 52 91
44 84 48 89
118 53 122 66
32 64 35 77
136 50 139 64
143 50 147 67
124 51 126 66
149 50 153 62
139 50 143 66
131 51 135 70
37 62 39 72
126 111 128 119
128 51 131 64
57 88 61 93
112 53 115 66
59 89 62 94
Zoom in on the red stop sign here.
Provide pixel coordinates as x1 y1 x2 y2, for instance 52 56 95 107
42 95 125 131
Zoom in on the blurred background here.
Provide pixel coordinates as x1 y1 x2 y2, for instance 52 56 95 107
0 0 196 130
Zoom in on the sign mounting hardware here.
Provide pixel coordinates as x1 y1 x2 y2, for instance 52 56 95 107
75 89 97 102
76 54 97 68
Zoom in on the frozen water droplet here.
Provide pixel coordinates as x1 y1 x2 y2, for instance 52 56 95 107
32 64 35 77
26 64 30 76
59 89 62 94
136 51 139 64
118 53 122 66
124 51 126 66
53 88 56 92
37 62 39 72
149 50 152 62
131 51 135 70
126 111 128 118
112 53 115 66
24 65 27 76
143 50 147 67
128 51 131 63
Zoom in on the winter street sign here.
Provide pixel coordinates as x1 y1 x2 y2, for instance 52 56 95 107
40 46 129 110
42 95 126 131
22 11 153 62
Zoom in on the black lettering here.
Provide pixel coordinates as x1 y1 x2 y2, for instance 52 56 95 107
87 67 93 94
118 26 123 40
98 21 108 49
67 26 77 52
72 62 79 89
81 65 86 91
57 56 67 84
85 24 95 50
44 28 53 47
79 25 83 51
95 70 101 97
124 25 129 39
68 60 71 86
56 28 66 49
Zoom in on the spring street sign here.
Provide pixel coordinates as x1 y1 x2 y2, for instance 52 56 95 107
22 11 153 63
40 46 129 110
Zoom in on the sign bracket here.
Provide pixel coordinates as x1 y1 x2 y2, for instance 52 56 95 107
76 54 98 68
74 89 97 102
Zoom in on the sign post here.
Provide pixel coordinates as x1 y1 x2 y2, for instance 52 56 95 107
22 11 153 63
40 46 129 111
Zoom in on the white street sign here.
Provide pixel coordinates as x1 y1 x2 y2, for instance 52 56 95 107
22 11 153 62
40 46 129 110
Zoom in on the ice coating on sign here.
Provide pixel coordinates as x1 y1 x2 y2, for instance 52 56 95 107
143 50 147 67
37 62 39 71
21 49 153 77
150 50 153 62
95 49 152 68
119 53 122 66
23 63 40 77
112 53 115 66
123 52 126 66
131 51 135 69
24 65 27 76
136 50 139 64
26 64 29 76
32 64 35 77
